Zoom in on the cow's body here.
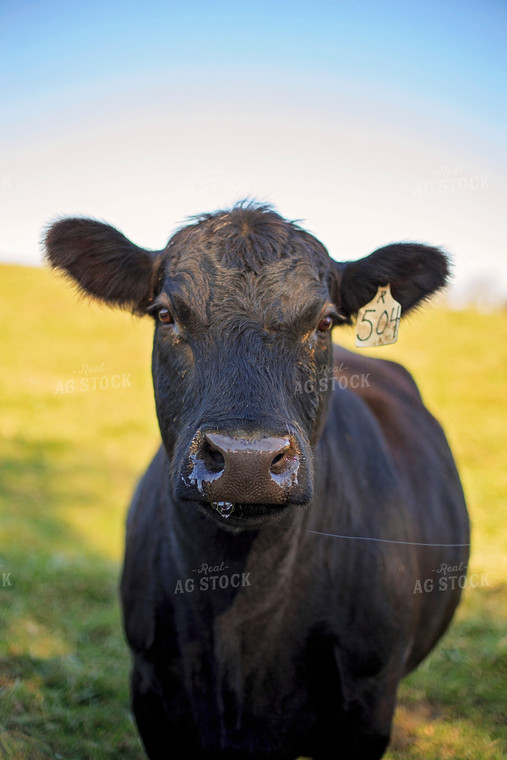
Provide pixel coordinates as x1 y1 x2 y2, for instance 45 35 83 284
45 203 469 759
121 344 468 759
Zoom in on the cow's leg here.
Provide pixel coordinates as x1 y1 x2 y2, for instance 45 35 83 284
312 721 391 760
132 686 171 760
130 658 201 760
311 668 398 760
313 731 390 760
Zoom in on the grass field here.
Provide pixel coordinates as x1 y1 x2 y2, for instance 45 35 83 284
0 263 506 759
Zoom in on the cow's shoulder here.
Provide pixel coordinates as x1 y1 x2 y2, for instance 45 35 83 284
330 343 442 468
332 344 422 404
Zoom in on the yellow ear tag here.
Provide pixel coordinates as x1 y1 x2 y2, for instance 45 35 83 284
355 284 402 348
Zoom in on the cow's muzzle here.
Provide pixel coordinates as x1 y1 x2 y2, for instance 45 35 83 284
177 427 313 520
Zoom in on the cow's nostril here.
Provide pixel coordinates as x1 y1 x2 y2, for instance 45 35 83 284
270 452 287 474
269 444 292 475
201 440 225 473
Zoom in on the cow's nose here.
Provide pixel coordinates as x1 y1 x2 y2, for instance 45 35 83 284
192 432 301 504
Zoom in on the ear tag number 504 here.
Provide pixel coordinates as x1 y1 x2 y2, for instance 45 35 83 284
355 284 402 348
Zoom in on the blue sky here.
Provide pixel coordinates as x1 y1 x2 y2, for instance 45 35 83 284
1 0 506 302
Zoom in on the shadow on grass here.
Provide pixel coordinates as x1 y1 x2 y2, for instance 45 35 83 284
0 435 145 760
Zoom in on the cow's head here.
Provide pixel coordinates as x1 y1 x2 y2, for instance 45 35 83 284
45 202 449 529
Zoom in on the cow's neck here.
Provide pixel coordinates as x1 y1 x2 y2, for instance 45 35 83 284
167 488 308 612
168 495 309 711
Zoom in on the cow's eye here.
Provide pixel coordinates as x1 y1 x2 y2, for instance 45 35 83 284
158 307 174 325
317 315 334 332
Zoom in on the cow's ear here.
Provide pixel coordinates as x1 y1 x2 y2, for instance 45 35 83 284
331 243 450 320
44 218 165 314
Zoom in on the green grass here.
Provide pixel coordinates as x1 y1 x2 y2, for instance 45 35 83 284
0 264 505 759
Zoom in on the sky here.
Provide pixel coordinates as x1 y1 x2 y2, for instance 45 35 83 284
1 0 506 304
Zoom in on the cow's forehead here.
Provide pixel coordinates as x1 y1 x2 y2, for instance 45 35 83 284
161 208 333 324
166 206 330 272
163 254 330 326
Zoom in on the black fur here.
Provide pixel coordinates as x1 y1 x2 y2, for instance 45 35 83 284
333 242 450 318
44 218 164 313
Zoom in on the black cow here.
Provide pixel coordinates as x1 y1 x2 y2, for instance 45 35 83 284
45 202 469 760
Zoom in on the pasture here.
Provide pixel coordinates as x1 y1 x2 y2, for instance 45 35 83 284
0 263 505 759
